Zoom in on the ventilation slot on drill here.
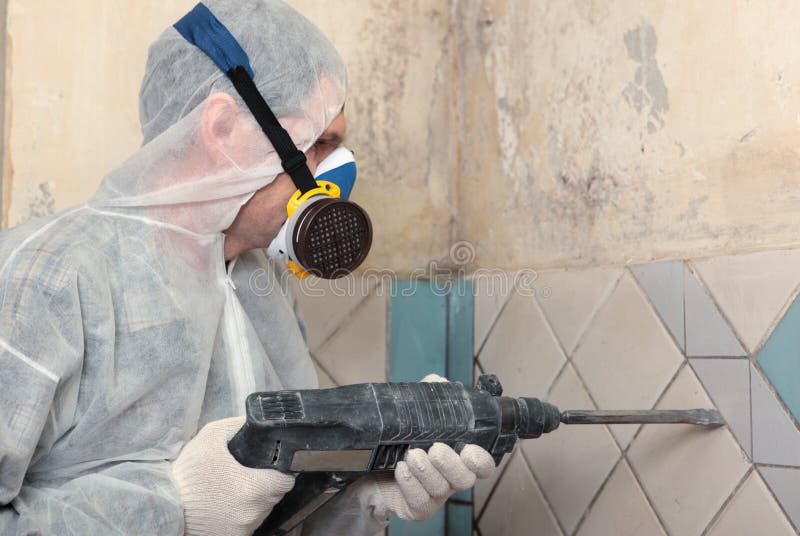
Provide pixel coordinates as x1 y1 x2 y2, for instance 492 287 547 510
370 444 409 471
271 441 281 465
257 393 304 422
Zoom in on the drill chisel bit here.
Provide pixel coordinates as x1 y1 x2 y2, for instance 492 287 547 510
560 409 724 427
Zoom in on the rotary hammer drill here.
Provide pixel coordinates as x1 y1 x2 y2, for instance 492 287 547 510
228 374 722 535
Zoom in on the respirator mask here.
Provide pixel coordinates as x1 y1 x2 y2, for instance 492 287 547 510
175 3 373 280
267 147 369 279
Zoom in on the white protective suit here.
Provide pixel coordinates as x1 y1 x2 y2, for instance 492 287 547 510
0 1 388 534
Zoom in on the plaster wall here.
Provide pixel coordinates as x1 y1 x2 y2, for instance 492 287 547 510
1 0 455 270
4 2 800 269
456 0 800 270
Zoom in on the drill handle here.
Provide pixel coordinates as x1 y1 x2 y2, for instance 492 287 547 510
253 472 361 536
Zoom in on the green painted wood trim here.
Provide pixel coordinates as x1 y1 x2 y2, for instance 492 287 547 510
388 279 474 536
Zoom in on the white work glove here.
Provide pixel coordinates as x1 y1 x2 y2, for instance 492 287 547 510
171 417 296 536
370 374 497 521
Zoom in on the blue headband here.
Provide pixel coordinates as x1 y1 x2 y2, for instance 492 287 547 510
174 2 255 79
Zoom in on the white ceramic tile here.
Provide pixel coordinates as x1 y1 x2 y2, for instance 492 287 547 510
314 291 387 385
690 358 751 457
684 265 747 357
575 460 666 536
522 364 620 533
474 444 515 516
292 275 375 352
534 268 621 355
477 292 566 398
631 261 685 352
692 249 800 353
478 450 563 536
473 271 513 353
750 364 800 466
707 471 795 536
572 273 684 448
760 466 800 531
627 365 750 535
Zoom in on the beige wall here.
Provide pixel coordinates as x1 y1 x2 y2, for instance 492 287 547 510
456 0 800 270
1 0 455 271
4 1 800 272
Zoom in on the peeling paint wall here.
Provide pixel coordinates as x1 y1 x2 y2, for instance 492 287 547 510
1 0 455 270
456 0 800 270
5 1 800 273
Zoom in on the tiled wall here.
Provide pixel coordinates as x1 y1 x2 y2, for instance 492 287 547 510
292 277 388 388
473 249 800 536
293 248 800 535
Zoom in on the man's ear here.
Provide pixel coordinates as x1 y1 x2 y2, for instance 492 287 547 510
200 92 239 164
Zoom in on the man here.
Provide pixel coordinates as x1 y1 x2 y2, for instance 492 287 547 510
0 1 494 534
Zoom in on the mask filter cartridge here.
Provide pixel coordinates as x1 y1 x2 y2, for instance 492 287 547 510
268 147 372 279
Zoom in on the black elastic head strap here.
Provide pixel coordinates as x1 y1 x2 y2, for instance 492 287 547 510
174 3 318 194
227 66 318 194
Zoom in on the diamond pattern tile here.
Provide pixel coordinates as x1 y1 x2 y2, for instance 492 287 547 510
478 450 563 536
690 358 751 457
521 364 620 533
315 291 387 385
572 273 683 448
575 460 665 536
760 466 800 531
534 268 621 355
706 471 795 536
757 293 800 424
692 249 800 353
292 276 375 352
750 364 800 466
684 265 746 357
477 292 565 398
473 271 513 353
630 260 685 352
312 358 337 388
474 444 515 516
627 365 750 535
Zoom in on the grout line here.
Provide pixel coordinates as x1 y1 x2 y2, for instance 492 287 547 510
688 250 800 358
518 448 569 536
565 270 625 360
683 260 687 354
685 260 749 355
751 360 800 435
309 277 378 353
750 360 754 460
755 462 800 470
569 454 625 536
309 352 339 386
749 275 800 356
699 466 753 536
545 360 570 400
627 263 686 355
473 282 514 360
473 356 485 375
619 361 688 456
622 450 673 536
755 465 800 534
474 447 517 523
531 292 570 366
567 356 634 453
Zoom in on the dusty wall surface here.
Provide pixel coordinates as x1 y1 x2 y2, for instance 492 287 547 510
456 0 800 270
1 0 455 270
4 0 800 272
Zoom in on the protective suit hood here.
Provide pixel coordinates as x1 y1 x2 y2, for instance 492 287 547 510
89 0 347 236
